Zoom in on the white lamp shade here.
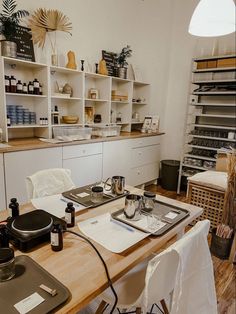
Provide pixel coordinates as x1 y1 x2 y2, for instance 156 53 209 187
189 0 236 37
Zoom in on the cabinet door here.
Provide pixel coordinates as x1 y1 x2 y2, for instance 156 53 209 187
4 147 62 204
63 154 103 187
0 154 6 210
102 140 131 183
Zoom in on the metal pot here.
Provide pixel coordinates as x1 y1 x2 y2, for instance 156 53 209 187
1 41 17 58
124 194 142 220
118 67 127 79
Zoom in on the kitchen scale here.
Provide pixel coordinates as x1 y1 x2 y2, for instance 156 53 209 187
6 210 66 252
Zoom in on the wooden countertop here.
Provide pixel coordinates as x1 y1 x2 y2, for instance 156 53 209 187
0 131 164 153
0 186 202 314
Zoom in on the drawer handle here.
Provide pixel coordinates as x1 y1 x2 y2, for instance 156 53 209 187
137 171 140 175
138 152 142 156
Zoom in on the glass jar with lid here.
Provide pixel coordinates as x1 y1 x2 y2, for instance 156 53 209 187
0 247 15 282
143 191 156 212
91 186 103 203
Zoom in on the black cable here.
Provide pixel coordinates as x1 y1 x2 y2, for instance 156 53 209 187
64 230 118 314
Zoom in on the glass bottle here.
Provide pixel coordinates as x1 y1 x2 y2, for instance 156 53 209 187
28 81 34 94
51 222 63 252
0 225 9 248
39 84 43 95
16 80 23 94
9 198 19 218
7 115 11 127
22 83 28 94
65 202 75 228
5 75 10 93
10 76 16 93
52 106 59 125
33 78 40 95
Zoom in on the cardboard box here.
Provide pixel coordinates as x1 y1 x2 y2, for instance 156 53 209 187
197 61 208 69
207 60 217 68
217 58 236 68
216 152 228 172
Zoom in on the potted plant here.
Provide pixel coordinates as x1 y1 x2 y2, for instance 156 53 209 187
0 0 29 58
115 45 132 79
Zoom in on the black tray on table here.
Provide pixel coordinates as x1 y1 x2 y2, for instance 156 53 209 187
111 199 189 236
62 183 129 208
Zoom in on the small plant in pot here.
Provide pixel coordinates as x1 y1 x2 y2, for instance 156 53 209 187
0 0 29 58
115 45 132 79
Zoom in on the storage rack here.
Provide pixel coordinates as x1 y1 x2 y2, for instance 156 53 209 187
177 54 236 194
0 57 150 141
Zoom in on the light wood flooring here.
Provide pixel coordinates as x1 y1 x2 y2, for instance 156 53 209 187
146 184 236 314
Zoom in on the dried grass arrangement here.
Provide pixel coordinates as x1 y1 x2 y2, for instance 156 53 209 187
28 8 72 52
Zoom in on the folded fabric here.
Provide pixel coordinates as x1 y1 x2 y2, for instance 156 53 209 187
188 170 227 191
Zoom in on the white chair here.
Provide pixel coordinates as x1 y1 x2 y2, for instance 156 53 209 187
96 220 217 314
26 168 75 199
95 250 180 314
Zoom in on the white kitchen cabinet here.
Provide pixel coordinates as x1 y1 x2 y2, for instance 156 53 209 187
4 147 62 204
62 143 103 186
0 154 6 210
102 140 131 182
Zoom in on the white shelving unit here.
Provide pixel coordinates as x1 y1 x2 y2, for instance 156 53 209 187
177 54 236 193
0 57 151 141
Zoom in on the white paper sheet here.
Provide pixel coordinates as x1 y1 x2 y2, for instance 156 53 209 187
31 194 85 218
78 213 149 253
14 292 44 314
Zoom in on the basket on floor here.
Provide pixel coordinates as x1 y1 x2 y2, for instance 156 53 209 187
187 182 225 230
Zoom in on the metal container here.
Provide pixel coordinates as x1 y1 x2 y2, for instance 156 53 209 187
118 67 127 79
124 194 142 220
1 41 17 58
104 176 125 195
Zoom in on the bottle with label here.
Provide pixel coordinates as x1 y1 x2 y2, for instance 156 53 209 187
16 80 23 93
39 84 43 95
22 83 28 94
5 75 10 93
7 115 11 127
10 76 16 93
9 198 19 218
28 81 34 94
51 222 63 252
52 106 59 125
65 202 75 228
45 118 48 125
33 78 40 95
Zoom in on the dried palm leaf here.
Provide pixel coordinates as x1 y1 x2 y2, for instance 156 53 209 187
28 8 72 48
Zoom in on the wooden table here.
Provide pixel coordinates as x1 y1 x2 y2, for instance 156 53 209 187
0 186 203 314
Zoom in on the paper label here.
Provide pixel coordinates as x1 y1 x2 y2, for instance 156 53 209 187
14 292 44 314
50 232 59 246
165 211 178 219
65 212 71 224
76 192 90 198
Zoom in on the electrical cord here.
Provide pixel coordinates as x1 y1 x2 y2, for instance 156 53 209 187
64 229 118 314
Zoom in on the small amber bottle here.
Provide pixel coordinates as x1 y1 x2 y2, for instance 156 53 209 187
9 198 19 218
65 202 75 228
51 222 63 252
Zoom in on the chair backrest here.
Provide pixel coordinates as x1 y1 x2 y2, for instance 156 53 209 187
144 250 179 307
26 168 75 199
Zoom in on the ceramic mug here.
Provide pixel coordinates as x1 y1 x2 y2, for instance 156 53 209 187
104 176 125 195
124 194 142 220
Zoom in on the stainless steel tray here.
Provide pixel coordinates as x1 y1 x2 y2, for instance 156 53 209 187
0 255 70 313
62 183 129 208
111 199 189 236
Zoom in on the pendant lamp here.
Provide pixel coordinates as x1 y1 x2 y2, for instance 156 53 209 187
189 0 236 37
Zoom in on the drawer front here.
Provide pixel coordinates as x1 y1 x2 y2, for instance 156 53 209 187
132 144 160 168
131 136 161 148
130 162 159 186
63 143 103 160
0 154 6 210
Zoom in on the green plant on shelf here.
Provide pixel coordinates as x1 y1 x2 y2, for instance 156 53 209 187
115 45 132 68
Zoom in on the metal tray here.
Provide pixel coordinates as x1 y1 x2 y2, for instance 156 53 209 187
111 199 189 236
62 183 129 208
0 255 70 313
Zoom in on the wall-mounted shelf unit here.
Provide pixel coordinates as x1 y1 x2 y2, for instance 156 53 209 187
0 57 151 141
177 54 236 193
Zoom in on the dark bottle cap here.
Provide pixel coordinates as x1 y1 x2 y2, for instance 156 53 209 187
143 191 156 198
0 248 14 264
23 83 27 86
54 106 58 112
67 202 74 208
10 198 17 203
91 186 103 193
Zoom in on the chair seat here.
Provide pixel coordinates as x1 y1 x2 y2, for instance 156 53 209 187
187 170 227 191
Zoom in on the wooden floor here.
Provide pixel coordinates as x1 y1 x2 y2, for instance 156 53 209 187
146 184 236 314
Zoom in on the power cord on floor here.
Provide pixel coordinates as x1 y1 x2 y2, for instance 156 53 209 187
64 230 118 314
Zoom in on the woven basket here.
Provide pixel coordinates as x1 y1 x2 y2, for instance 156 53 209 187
187 182 225 230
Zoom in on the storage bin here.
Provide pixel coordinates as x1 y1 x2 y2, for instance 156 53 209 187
92 125 121 137
210 228 234 259
161 160 180 191
53 127 92 141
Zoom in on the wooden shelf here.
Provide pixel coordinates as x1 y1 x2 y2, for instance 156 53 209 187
85 98 109 102
193 91 236 95
51 96 82 101
132 102 147 105
111 100 129 104
192 124 236 130
184 154 216 161
189 134 236 142
7 125 48 129
3 57 46 69
191 102 236 107
188 144 219 151
182 163 215 171
193 79 236 84
193 54 236 62
193 67 236 73
50 66 82 74
6 93 47 98
194 114 235 118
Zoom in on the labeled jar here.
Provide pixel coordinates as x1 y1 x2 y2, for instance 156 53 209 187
0 248 15 282
33 78 40 95
65 202 75 228
16 80 23 93
22 83 28 94
28 81 34 94
5 75 10 92
10 76 16 93
91 186 103 203
51 222 63 252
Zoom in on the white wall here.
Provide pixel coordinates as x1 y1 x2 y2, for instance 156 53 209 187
17 0 173 121
161 0 235 160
